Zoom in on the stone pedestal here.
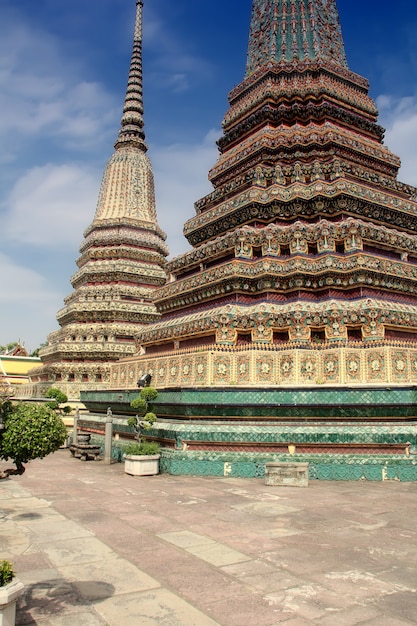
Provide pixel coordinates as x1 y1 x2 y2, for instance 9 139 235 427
0 579 24 626
69 444 101 461
265 462 309 487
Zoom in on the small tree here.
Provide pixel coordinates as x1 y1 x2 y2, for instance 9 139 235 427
0 403 67 478
45 387 72 415
127 387 159 453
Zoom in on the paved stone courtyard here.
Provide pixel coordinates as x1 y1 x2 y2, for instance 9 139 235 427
0 450 417 625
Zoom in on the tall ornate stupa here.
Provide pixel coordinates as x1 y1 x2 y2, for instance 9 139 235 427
88 0 417 480
28 0 168 400
110 0 417 391
84 0 417 480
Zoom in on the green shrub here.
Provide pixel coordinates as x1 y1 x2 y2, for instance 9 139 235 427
130 397 147 415
143 412 157 426
45 387 71 414
139 387 158 402
124 441 160 456
0 403 67 475
129 387 159 448
0 560 14 586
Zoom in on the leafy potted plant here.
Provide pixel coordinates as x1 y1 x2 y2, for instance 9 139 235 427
124 387 160 476
0 560 24 626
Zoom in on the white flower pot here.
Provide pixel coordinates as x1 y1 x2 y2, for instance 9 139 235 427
124 454 160 476
0 579 24 626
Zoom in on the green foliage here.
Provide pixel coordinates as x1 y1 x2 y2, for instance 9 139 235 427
139 387 158 402
45 387 68 403
130 397 147 415
129 387 159 446
143 412 157 426
0 343 18 355
1 403 67 466
124 441 160 456
45 387 70 415
0 560 14 586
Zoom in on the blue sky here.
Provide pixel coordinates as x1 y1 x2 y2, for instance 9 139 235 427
1 0 417 352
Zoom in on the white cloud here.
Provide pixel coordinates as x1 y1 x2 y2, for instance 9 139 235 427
152 130 220 257
0 14 118 157
378 94 417 188
0 252 61 351
2 164 101 247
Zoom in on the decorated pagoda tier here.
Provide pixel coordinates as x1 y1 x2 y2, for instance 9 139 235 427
110 0 417 391
27 0 168 400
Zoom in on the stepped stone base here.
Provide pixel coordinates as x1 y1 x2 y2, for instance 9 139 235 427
75 413 417 481
79 384 417 480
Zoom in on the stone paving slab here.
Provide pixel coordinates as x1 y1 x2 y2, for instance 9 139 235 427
158 530 251 567
1 451 417 625
95 588 221 626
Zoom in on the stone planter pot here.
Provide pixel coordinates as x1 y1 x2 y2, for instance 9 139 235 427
124 454 160 476
77 433 91 444
0 579 24 626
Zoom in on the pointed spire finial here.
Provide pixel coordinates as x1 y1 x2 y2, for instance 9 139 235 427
246 0 348 77
115 0 147 151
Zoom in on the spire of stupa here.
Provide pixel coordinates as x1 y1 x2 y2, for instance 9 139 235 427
245 0 348 76
28 0 168 400
94 0 158 223
115 0 147 151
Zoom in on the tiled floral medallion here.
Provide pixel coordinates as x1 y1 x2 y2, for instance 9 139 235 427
194 356 208 385
299 354 318 384
252 324 273 342
167 358 180 386
147 364 155 385
128 363 137 386
112 368 120 387
181 357 193 386
136 365 146 383
366 350 387 382
255 354 274 384
119 365 128 386
236 354 251 385
410 352 417 381
345 352 362 383
322 351 340 383
213 355 232 385
156 359 167 388
390 350 409 382
278 352 296 384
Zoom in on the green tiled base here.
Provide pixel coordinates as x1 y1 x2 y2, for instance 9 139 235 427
78 417 417 481
159 450 417 482
79 384 417 481
78 416 417 449
81 386 417 420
